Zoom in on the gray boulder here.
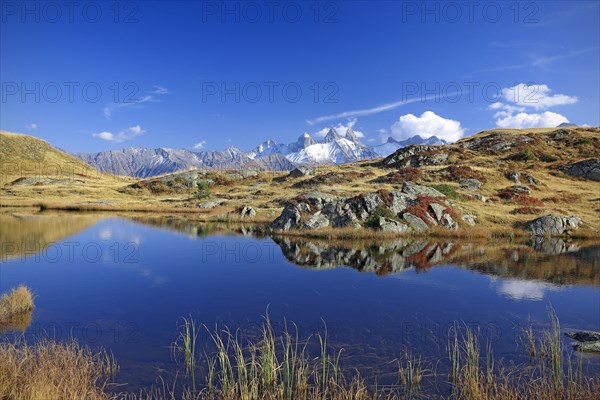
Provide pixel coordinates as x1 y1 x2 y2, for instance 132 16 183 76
389 192 416 214
288 166 316 178
403 213 429 232
429 203 446 221
239 206 256 219
564 159 600 181
376 217 411 233
303 212 330 230
523 173 541 185
527 215 583 236
460 179 482 191
197 198 227 209
401 181 446 197
440 214 458 231
507 172 521 184
271 205 302 231
510 185 531 193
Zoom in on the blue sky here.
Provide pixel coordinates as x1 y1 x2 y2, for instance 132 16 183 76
1 1 599 152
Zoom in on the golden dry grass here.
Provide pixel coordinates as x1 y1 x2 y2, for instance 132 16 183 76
0 286 34 324
0 339 117 400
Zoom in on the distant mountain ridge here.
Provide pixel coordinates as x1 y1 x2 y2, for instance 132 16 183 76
75 129 447 178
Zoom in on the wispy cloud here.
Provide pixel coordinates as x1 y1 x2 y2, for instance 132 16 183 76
25 123 37 130
103 85 170 119
151 85 170 94
93 125 146 143
103 95 155 119
475 47 599 73
306 92 461 125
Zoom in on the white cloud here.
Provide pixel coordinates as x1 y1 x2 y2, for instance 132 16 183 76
494 111 569 129
92 125 146 143
193 141 207 150
495 278 560 301
390 111 465 142
25 123 38 130
502 83 578 110
93 131 115 141
314 118 365 138
489 83 576 128
129 125 143 135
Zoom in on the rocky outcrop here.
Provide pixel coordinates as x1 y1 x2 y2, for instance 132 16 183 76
271 182 461 234
507 171 541 185
527 215 583 236
565 331 600 353
288 166 316 178
381 145 449 168
563 159 600 181
457 131 533 153
197 198 227 209
272 237 456 274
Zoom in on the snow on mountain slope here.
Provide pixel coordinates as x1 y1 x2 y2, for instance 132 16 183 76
76 129 450 177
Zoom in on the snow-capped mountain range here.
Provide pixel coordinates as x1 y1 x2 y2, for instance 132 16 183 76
75 128 446 178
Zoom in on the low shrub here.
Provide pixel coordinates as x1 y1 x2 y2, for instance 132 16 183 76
429 184 460 200
443 165 487 183
510 206 543 215
498 189 544 206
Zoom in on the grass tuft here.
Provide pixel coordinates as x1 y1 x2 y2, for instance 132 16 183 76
0 285 34 323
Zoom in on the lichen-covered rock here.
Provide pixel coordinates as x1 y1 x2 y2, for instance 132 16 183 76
403 213 429 232
460 179 482 191
197 198 227 209
510 185 531 193
440 214 458 230
303 212 330 230
564 158 600 181
239 206 256 219
382 145 449 168
507 172 521 184
288 166 316 178
271 204 302 231
429 203 446 221
401 181 446 197
376 217 411 233
527 215 583 236
389 192 416 214
523 173 541 185
271 185 460 234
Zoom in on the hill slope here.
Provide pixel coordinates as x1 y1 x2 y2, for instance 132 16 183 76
0 131 118 185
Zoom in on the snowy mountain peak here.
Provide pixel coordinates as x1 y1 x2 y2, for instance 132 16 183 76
76 129 453 178
323 128 343 143
345 127 362 143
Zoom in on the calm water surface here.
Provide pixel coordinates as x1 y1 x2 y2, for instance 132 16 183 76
1 212 599 391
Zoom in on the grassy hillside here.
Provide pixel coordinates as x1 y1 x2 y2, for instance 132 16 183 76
1 128 599 237
0 131 138 207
